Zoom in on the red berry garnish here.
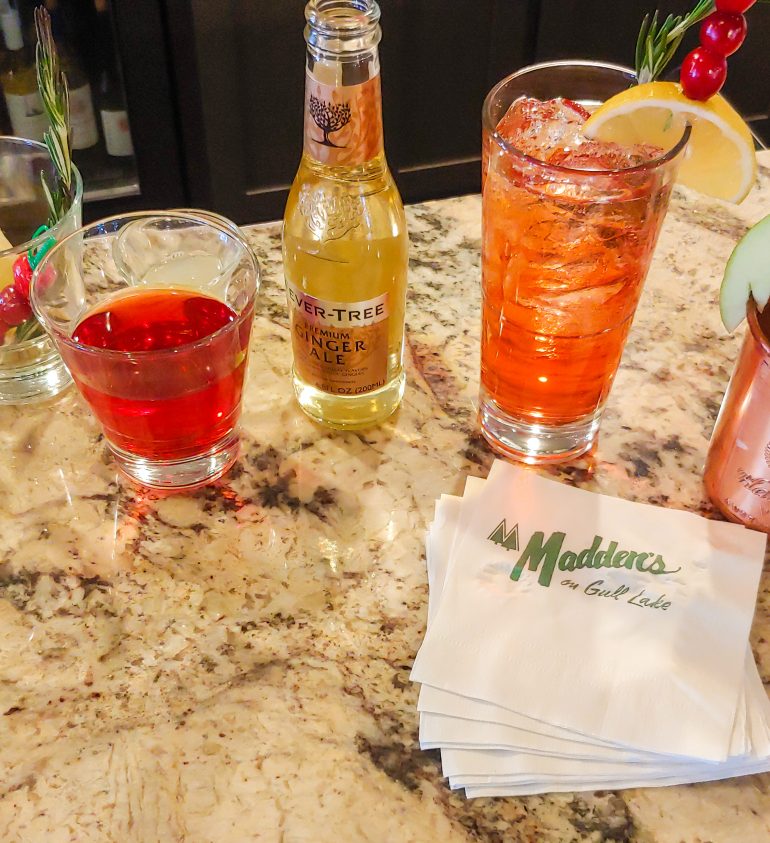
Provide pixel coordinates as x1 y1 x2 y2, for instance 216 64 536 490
700 12 747 56
680 47 728 101
12 253 33 300
715 0 756 12
0 285 33 326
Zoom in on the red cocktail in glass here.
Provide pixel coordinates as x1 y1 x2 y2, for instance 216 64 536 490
31 211 260 489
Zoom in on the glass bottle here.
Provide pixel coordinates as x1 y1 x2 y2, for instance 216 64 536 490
0 3 15 135
282 0 408 429
704 300 770 533
46 0 98 150
94 0 133 157
0 2 46 141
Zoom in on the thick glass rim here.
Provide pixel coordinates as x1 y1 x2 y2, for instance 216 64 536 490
304 0 381 53
305 0 380 33
0 136 84 259
748 298 770 355
482 59 692 177
30 209 260 360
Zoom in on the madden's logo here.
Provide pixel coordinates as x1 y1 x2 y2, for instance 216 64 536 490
487 520 682 588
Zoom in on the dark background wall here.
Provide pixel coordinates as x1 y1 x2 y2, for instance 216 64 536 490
158 0 769 224
160 0 537 222
81 0 770 222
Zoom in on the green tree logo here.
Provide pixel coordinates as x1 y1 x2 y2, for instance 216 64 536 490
488 519 519 551
309 95 351 147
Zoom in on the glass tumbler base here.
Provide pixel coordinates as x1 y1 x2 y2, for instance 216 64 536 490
110 431 240 491
479 389 602 465
0 338 73 405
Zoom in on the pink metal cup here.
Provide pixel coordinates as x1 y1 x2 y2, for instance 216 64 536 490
705 301 770 532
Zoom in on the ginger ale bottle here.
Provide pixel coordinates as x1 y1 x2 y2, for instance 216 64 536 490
283 0 408 429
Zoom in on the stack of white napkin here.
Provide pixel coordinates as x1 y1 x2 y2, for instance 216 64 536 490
411 461 770 797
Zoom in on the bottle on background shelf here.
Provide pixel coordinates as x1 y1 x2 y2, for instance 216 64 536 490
45 0 98 151
282 0 408 429
0 10 12 133
94 0 132 157
0 0 46 140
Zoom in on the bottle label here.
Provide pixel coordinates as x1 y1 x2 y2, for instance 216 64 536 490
5 92 47 141
1 10 24 51
286 279 389 395
303 72 384 167
101 109 134 157
69 84 99 149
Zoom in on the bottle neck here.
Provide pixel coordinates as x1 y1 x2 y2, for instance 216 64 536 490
95 3 119 77
303 44 384 170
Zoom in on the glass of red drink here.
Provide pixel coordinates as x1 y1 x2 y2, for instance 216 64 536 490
480 61 690 464
30 211 260 490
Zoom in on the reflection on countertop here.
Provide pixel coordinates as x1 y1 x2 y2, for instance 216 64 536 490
0 153 769 842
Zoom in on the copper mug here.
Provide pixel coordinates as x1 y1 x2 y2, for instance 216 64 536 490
705 301 770 532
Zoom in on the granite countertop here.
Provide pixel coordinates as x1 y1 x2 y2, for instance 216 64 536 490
1 152 770 843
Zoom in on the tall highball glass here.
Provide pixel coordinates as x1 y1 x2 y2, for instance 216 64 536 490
479 61 690 463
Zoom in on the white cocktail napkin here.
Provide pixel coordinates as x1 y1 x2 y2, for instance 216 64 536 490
412 462 770 797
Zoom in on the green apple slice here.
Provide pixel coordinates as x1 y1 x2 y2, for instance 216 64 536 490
720 213 770 332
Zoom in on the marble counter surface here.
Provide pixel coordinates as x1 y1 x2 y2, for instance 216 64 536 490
1 153 770 843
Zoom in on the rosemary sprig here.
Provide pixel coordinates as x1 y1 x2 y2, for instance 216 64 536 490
635 0 715 83
635 0 770 84
636 0 770 83
34 7 74 227
14 315 44 342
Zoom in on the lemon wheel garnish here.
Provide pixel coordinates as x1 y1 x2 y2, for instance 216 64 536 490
583 81 757 204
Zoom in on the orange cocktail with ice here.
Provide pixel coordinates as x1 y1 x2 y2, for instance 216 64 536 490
479 62 690 464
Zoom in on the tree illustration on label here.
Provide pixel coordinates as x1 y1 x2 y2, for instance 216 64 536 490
309 95 351 147
488 519 519 552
